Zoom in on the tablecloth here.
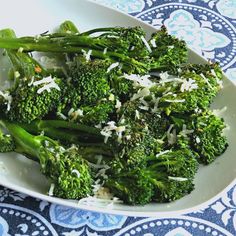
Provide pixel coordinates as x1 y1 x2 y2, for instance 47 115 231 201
0 0 236 235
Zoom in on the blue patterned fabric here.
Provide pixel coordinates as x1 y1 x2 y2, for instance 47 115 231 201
0 1 236 235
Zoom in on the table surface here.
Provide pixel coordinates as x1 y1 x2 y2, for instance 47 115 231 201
0 0 236 235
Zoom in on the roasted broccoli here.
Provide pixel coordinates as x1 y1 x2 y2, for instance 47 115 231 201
106 148 198 205
0 22 229 206
2 121 93 199
149 26 188 73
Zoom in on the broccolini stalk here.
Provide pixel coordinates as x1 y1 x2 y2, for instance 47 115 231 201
0 34 149 74
0 128 15 153
19 119 114 158
2 121 93 199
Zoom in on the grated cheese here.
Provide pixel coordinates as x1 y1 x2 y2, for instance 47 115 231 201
150 38 157 48
72 169 81 178
103 48 108 54
156 150 171 158
196 137 201 144
48 183 55 196
135 110 140 120
131 87 150 101
123 74 155 88
115 99 122 111
57 112 67 120
81 49 92 62
33 76 61 94
168 176 188 181
180 124 194 136
107 62 119 73
28 76 35 86
17 47 24 53
140 36 152 53
165 99 185 103
100 121 126 143
200 73 212 89
0 90 12 111
180 78 198 92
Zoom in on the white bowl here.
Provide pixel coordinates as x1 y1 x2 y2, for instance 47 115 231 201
0 0 235 217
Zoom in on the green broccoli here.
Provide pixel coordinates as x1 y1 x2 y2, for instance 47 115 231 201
0 29 149 74
0 29 63 123
149 26 188 72
191 110 228 164
106 148 198 205
170 109 228 164
82 26 150 60
0 128 15 152
2 121 93 199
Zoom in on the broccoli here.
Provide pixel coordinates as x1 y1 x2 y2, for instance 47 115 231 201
69 59 111 104
145 62 224 115
58 20 80 34
81 26 150 60
0 128 15 153
0 29 63 123
0 29 149 74
149 26 188 73
170 110 228 164
190 110 228 164
2 121 93 199
106 148 198 205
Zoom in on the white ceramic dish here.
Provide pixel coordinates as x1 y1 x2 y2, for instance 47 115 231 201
0 0 235 217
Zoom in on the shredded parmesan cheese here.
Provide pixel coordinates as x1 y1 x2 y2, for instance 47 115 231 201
150 38 157 48
165 99 185 103
180 78 198 92
81 49 92 62
123 74 155 88
72 169 81 178
0 90 12 111
168 176 188 181
103 48 108 54
107 62 119 73
140 36 152 53
156 150 171 158
33 76 61 94
131 87 150 101
48 183 55 196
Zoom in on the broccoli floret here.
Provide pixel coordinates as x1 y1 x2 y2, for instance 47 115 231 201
0 128 15 152
149 26 188 73
170 109 228 164
191 110 228 164
81 26 150 59
148 63 223 115
7 72 62 123
69 59 111 105
106 148 198 205
58 20 80 34
2 121 93 199
0 29 62 123
76 99 115 126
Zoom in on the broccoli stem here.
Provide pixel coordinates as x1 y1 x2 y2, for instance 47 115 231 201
0 37 147 73
80 27 121 36
1 121 56 161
